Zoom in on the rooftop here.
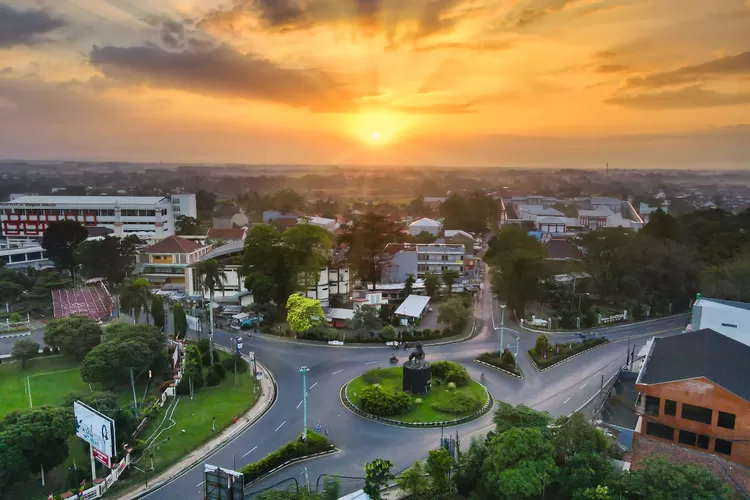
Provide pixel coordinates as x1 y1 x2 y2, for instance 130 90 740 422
444 229 474 239
206 228 246 240
141 235 204 254
52 283 113 320
199 240 246 261
696 297 750 311
639 328 750 402
395 294 431 318
409 217 441 227
1 195 167 206
544 238 582 260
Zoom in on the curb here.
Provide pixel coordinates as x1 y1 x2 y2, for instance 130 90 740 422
473 359 523 380
244 448 340 489
518 313 689 335
526 340 610 373
0 330 31 339
128 361 278 499
340 375 493 428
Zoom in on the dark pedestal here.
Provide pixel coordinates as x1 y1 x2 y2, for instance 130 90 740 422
403 362 432 394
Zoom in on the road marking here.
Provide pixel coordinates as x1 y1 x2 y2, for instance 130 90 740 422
364 361 377 365
197 481 204 487
580 383 587 389
242 446 258 457
309 382 318 390
296 400 303 409
332 369 344 375
275 421 286 432
564 397 571 404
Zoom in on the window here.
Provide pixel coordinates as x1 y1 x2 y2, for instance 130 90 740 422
681 403 712 425
679 430 697 446
645 395 660 416
646 422 674 441
664 399 677 416
721 323 737 328
696 434 709 450
718 411 736 430
715 439 732 456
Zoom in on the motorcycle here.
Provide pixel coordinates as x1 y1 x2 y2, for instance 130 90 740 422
389 355 399 364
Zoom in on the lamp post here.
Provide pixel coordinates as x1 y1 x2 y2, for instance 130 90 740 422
499 304 506 354
300 366 310 440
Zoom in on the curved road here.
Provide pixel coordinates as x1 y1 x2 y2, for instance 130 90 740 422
144 276 687 499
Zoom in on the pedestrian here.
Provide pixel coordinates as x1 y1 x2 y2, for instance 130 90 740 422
325 427 329 437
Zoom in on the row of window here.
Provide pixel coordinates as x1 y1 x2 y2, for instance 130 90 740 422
646 421 733 456
644 395 736 429
0 209 165 217
417 254 464 261
417 265 465 273
0 251 48 264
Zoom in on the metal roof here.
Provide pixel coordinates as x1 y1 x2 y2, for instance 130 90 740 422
1 195 167 206
395 294 431 318
696 297 750 312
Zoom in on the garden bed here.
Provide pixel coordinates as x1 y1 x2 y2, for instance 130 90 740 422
241 431 334 484
528 337 609 370
344 365 489 424
475 352 522 378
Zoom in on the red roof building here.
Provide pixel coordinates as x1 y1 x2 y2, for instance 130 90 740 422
52 282 114 320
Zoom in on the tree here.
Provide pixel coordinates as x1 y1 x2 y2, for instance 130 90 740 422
552 412 611 463
619 457 731 499
455 436 488 496
575 485 614 500
424 272 440 298
440 191 498 234
173 302 188 339
151 294 165 331
269 188 305 213
345 305 383 341
339 213 403 288
81 338 154 388
437 297 469 335
74 235 140 286
196 259 227 364
120 278 153 323
11 340 39 369
404 273 415 297
426 448 454 497
535 334 549 356
397 461 429 499
18 270 72 316
175 215 200 235
363 458 394 500
441 269 460 296
641 209 680 241
322 475 340 500
0 280 23 305
492 402 551 434
44 314 102 360
42 220 89 272
286 294 326 333
196 189 217 215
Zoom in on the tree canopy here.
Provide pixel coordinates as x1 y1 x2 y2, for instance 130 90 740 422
41 220 89 272
11 340 39 369
338 213 403 288
120 278 153 323
74 234 140 286
440 191 498 234
286 294 326 333
44 314 102 360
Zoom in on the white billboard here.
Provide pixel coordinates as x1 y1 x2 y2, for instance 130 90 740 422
74 401 116 458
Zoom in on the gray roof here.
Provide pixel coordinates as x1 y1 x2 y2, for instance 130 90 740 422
395 294 430 318
696 297 750 311
200 240 244 261
640 328 750 401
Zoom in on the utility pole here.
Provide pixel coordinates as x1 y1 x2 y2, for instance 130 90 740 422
300 366 310 440
208 290 215 365
500 304 506 353
130 367 138 415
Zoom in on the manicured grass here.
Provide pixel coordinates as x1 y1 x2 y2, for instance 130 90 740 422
0 356 91 417
529 337 609 370
346 366 487 423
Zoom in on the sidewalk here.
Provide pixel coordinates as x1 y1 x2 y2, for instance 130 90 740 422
122 362 277 499
516 312 690 335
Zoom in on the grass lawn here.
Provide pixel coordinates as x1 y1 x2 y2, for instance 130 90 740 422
346 366 487 423
0 356 91 417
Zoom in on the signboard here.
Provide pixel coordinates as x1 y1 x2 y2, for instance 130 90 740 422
204 464 244 500
74 401 116 457
186 315 200 330
92 447 111 468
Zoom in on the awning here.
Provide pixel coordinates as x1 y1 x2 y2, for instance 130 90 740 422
232 313 250 320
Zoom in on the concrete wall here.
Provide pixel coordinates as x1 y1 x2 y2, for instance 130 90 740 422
382 251 418 284
635 377 750 466
693 303 750 346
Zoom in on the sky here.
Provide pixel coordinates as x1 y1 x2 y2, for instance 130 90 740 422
0 0 749 167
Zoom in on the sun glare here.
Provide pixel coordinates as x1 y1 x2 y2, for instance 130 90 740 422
350 110 410 146
371 132 381 141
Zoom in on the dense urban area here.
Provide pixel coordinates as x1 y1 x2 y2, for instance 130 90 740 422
1 162 750 500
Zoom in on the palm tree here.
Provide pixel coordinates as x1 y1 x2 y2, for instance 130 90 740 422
195 259 227 365
120 278 153 324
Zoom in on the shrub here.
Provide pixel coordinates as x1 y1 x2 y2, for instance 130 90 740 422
430 360 456 379
431 361 471 387
241 431 333 483
196 338 210 354
205 368 221 386
212 362 227 380
202 350 221 367
222 354 249 373
432 328 441 337
501 349 515 367
53 346 60 354
43 345 51 356
415 398 423 405
421 328 431 336
432 392 481 415
358 385 411 416
446 382 456 391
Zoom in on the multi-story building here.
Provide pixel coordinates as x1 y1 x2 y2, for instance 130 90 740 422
381 243 464 283
0 244 52 269
691 296 750 347
0 195 194 240
634 328 750 467
136 235 212 288
503 195 643 232
169 194 197 220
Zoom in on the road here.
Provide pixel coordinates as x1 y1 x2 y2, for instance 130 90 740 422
140 271 687 499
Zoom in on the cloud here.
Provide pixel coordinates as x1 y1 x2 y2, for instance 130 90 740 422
89 43 358 112
0 3 66 47
391 101 477 114
410 39 514 52
0 67 12 74
513 0 577 27
605 85 750 109
624 51 750 88
595 64 628 73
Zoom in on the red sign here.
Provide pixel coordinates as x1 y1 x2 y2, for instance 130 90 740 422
93 447 111 468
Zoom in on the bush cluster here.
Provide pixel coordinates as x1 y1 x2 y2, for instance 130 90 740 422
431 361 471 386
529 337 608 369
358 384 412 416
241 431 333 483
477 350 519 375
202 350 221 367
432 392 482 415
222 354 250 373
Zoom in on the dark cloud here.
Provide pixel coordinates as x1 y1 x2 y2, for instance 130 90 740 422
624 51 750 88
605 85 750 109
0 67 12 74
513 0 576 27
595 64 628 73
89 43 358 112
0 3 66 47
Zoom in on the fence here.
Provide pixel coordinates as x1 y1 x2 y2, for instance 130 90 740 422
0 313 31 333
64 454 131 500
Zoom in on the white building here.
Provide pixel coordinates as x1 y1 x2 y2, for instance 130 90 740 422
305 216 337 233
691 297 750 347
0 244 52 269
170 194 198 219
0 195 193 241
408 218 441 237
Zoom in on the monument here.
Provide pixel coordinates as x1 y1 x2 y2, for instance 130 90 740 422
403 342 432 394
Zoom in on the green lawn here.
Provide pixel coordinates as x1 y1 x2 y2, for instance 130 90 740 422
346 366 487 423
0 356 91 417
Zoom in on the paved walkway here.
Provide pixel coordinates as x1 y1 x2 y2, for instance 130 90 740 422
121 364 276 499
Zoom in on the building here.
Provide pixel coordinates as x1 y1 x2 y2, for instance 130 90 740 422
0 244 52 269
170 194 197 220
543 238 582 261
326 308 356 328
382 243 464 283
262 210 300 224
304 266 351 307
503 195 643 232
213 213 249 229
691 297 750 346
395 294 431 324
634 328 750 467
444 230 476 254
51 282 114 320
353 290 388 311
305 216 338 233
408 218 441 237
206 227 247 244
0 195 190 241
136 235 212 288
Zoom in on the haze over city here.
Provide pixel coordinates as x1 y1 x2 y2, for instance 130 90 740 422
1 0 749 167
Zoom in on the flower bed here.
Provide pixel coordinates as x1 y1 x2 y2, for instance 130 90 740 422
241 431 334 483
476 351 522 377
528 337 608 370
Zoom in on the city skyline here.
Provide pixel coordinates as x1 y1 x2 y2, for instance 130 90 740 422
1 0 749 167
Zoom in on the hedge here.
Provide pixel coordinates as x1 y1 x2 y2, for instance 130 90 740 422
241 431 334 483
431 361 471 387
358 384 412 416
477 351 521 376
432 392 482 415
529 337 608 369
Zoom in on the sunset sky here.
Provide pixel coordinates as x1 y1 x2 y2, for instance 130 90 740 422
1 0 749 167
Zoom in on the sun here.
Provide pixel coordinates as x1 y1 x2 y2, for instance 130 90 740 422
349 110 409 146
371 131 381 141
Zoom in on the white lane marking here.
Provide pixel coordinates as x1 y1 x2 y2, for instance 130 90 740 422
197 481 204 487
564 397 571 404
242 446 258 458
580 383 587 389
296 400 303 409
332 369 344 375
309 382 318 390
364 361 378 365
275 421 286 432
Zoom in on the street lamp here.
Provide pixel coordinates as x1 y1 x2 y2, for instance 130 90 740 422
499 304 506 354
300 366 310 440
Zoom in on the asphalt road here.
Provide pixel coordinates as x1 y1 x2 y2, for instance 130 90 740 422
139 273 688 500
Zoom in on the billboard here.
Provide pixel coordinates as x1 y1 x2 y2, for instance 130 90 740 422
204 464 244 500
74 401 116 458
92 447 111 468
